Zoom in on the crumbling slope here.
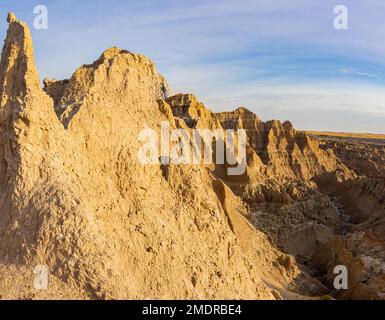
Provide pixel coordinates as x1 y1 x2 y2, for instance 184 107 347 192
0 13 309 300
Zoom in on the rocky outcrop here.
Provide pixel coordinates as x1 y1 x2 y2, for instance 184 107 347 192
157 95 359 286
162 96 384 300
164 94 351 183
0 13 382 301
0 13 312 300
215 107 348 181
314 135 385 179
314 232 385 300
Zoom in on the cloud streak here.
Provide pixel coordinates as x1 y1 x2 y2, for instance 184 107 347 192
0 0 384 132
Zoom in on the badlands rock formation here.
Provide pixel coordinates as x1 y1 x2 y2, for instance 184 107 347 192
315 135 385 179
0 14 383 300
0 13 310 300
311 135 385 299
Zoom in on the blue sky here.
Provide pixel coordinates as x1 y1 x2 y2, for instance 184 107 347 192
1 0 385 133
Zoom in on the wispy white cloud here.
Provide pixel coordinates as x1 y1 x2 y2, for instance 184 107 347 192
339 67 383 80
0 0 384 132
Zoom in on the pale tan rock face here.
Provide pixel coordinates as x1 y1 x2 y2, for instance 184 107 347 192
0 14 381 301
161 83 385 301
0 14 307 300
165 94 351 183
216 107 347 181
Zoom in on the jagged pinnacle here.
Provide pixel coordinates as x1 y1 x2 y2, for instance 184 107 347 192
7 12 17 23
0 11 42 101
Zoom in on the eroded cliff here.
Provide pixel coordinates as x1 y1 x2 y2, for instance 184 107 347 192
0 13 383 300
